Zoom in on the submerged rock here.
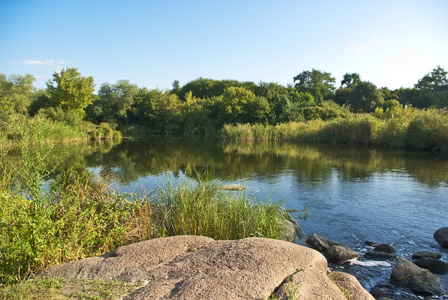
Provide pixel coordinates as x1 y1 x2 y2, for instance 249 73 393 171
390 258 445 295
434 227 448 248
306 233 341 252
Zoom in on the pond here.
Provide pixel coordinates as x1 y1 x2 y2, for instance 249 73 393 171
19 136 448 297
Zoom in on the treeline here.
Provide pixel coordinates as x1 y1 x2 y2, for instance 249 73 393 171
1 66 447 136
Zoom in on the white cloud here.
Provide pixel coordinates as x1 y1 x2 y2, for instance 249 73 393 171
20 59 56 66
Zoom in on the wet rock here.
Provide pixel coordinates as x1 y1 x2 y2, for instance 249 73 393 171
434 227 448 248
416 258 448 274
322 245 360 263
374 243 396 254
306 233 341 252
390 258 445 295
412 251 442 260
364 250 397 260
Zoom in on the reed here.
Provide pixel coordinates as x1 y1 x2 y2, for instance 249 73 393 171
219 109 448 151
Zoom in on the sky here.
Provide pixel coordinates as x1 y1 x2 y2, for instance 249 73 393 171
1 0 447 92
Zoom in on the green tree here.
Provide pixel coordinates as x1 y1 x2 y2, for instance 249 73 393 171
293 69 335 103
0 73 35 115
349 81 384 112
46 67 95 117
340 73 361 88
415 66 448 91
97 80 139 124
219 86 256 124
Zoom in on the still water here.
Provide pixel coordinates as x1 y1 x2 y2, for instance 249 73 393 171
84 136 447 296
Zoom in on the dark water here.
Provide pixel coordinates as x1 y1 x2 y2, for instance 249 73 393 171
50 136 448 297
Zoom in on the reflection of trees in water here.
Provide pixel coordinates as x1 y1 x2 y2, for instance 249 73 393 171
5 137 444 188
81 137 447 188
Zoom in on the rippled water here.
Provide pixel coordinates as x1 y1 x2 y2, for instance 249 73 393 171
85 136 448 298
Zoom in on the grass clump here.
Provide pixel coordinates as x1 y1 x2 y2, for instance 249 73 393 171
157 179 288 240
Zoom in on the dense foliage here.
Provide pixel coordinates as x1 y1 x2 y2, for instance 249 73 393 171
1 65 447 142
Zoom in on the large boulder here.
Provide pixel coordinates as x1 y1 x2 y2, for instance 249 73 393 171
37 235 371 299
434 227 448 248
390 258 445 295
322 245 360 263
306 233 341 252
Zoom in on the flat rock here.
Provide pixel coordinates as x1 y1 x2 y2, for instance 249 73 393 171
36 235 370 299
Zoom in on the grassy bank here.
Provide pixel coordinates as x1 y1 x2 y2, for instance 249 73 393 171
219 109 448 151
0 148 292 285
0 113 122 147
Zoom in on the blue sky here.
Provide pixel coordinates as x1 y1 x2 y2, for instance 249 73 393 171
1 0 447 91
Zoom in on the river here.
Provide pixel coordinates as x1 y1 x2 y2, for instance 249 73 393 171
34 136 448 298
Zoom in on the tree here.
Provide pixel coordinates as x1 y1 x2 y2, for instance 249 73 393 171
415 66 448 91
46 67 95 117
293 69 335 103
340 73 361 88
349 81 384 112
219 87 257 124
0 73 35 115
97 80 139 123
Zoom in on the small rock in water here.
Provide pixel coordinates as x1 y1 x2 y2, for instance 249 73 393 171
412 251 442 260
322 245 359 263
217 184 245 191
390 258 444 295
373 244 396 254
306 233 341 252
416 258 448 274
364 251 396 260
365 241 380 247
433 227 448 248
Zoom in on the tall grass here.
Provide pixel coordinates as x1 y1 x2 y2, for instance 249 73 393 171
0 114 87 146
220 109 448 151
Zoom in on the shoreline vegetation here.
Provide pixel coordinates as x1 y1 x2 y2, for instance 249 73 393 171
219 108 448 151
0 146 293 285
